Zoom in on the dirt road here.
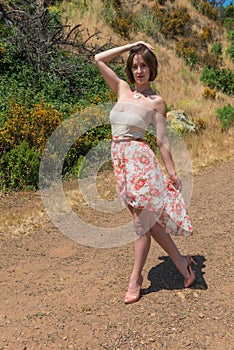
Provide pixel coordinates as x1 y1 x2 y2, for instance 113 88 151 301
0 159 233 350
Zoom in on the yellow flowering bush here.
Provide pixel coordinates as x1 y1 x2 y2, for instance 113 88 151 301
0 42 6 56
194 116 208 134
202 87 216 99
160 8 191 38
102 0 134 38
201 26 213 43
176 39 199 68
0 102 63 154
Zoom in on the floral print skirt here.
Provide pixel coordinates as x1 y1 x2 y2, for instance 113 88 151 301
111 139 193 237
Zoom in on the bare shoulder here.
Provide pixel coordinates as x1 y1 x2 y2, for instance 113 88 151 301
151 94 166 117
117 79 131 99
119 79 129 90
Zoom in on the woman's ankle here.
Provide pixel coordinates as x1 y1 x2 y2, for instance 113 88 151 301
129 273 143 285
174 255 190 279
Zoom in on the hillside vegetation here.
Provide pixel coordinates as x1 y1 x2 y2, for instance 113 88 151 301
0 0 233 191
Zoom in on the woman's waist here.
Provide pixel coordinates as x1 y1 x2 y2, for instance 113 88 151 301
111 123 145 138
112 135 144 142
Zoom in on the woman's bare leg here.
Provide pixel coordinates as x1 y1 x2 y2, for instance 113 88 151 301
131 231 151 280
124 206 151 303
150 222 190 279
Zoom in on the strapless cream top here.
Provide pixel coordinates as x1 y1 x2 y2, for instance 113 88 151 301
109 102 155 139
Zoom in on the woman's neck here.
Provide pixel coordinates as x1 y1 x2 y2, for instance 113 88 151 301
134 84 151 93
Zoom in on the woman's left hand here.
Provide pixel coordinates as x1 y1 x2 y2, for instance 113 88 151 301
134 41 154 52
169 174 182 192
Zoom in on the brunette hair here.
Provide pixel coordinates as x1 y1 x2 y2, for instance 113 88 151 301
126 44 158 84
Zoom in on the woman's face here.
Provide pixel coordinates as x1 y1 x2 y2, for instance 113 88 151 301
131 54 150 85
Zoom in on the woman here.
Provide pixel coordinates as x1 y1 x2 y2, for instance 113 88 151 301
94 41 195 304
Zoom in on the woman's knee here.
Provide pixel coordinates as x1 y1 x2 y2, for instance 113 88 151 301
133 209 151 236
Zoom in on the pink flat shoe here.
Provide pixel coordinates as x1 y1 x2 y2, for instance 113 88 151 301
184 256 197 288
124 275 143 304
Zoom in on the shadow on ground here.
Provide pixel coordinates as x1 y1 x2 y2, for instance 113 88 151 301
141 255 207 295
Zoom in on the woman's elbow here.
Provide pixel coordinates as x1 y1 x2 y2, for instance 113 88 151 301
157 137 170 150
156 138 163 148
94 54 99 64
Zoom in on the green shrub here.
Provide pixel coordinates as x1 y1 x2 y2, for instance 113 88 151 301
134 6 160 38
224 18 234 31
63 123 112 177
227 30 234 44
226 45 234 62
226 31 234 61
0 63 78 115
201 52 220 69
211 42 222 56
201 67 234 95
200 66 217 88
0 56 120 116
215 104 234 130
0 141 40 190
215 69 234 95
223 4 234 31
69 155 90 178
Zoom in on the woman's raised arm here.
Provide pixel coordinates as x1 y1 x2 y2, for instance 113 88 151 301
94 44 133 95
94 42 153 96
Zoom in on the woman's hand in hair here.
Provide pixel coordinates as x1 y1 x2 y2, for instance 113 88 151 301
134 41 154 52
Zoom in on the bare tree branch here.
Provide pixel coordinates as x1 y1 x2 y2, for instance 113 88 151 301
0 0 106 71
